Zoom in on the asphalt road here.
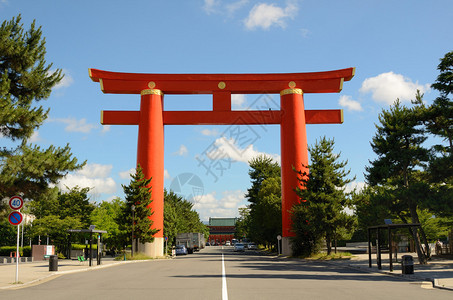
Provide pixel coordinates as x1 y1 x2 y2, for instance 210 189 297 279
0 246 451 299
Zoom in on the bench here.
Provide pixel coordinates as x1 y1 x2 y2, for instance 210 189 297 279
77 256 87 264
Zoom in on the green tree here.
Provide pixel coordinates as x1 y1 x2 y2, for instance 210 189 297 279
119 166 158 251
29 215 82 254
245 155 281 248
366 100 430 264
57 186 94 228
0 15 62 143
234 207 251 240
91 197 126 249
0 15 84 201
292 136 353 256
26 186 95 254
164 189 209 246
413 51 453 217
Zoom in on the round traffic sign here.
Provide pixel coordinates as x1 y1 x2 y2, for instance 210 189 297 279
9 196 24 210
8 211 23 226
277 235 282 241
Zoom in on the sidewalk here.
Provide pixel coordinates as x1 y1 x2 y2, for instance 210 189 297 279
0 257 131 289
324 252 453 291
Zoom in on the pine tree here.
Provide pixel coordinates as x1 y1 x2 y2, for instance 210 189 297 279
0 15 83 200
292 136 353 256
366 100 431 264
0 15 62 144
121 166 158 250
245 155 281 248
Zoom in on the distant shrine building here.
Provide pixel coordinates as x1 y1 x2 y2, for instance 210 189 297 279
208 218 237 245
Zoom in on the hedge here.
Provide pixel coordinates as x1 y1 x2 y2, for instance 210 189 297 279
0 246 31 257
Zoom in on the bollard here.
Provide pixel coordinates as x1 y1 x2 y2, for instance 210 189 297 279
49 255 58 271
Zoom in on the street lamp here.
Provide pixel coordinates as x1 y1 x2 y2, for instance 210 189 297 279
131 205 135 258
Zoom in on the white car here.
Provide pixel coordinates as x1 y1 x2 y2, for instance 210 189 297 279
247 243 257 250
234 243 245 252
225 241 231 246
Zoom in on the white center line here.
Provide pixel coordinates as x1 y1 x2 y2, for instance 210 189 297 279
222 253 229 300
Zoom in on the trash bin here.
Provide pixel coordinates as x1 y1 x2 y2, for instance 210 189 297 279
401 255 414 274
49 255 58 271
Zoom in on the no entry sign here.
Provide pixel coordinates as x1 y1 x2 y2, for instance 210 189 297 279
9 196 24 210
8 211 23 226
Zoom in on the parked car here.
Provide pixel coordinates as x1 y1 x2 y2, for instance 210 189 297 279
234 243 245 252
225 241 231 246
247 243 257 250
175 245 188 255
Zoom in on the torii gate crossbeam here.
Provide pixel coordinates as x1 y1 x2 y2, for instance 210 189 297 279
90 67 355 257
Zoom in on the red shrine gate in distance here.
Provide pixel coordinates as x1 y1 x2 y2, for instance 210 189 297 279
89 68 355 257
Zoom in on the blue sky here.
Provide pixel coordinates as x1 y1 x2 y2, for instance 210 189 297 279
2 0 452 222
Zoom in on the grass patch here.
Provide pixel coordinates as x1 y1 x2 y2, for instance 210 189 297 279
114 253 153 261
305 251 353 260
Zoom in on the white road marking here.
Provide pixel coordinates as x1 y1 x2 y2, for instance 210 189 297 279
222 254 228 300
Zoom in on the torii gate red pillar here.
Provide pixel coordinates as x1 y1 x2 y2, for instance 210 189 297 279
136 89 165 256
90 67 354 257
280 88 308 252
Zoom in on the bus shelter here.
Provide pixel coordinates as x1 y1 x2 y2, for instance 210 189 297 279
368 223 421 271
68 227 107 266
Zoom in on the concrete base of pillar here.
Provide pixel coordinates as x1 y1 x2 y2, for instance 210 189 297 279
137 237 164 258
281 237 293 256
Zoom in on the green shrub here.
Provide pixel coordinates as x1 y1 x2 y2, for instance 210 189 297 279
72 243 97 250
0 246 31 257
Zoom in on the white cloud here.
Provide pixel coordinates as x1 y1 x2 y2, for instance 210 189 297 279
194 190 245 221
205 137 280 164
173 145 188 156
203 0 220 14
232 94 247 110
101 125 111 134
203 0 248 15
58 163 117 195
78 163 112 178
119 168 135 179
345 181 367 193
201 128 220 136
52 69 74 90
164 169 171 180
339 95 363 112
52 118 97 133
244 1 298 30
226 0 249 15
360 72 430 105
29 131 41 142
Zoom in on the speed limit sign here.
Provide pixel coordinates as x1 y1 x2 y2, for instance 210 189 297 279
9 196 24 210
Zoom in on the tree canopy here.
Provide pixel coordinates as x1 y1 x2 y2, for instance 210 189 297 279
292 136 354 256
244 155 281 248
164 189 209 246
119 166 158 248
0 15 83 201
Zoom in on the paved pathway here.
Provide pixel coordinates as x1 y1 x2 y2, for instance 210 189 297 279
0 257 131 289
324 252 453 291
0 252 452 291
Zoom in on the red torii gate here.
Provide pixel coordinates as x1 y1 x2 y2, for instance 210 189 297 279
89 67 355 257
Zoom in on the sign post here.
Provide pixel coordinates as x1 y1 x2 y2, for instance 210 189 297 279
165 236 168 256
277 235 282 255
8 196 24 284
